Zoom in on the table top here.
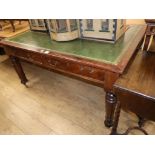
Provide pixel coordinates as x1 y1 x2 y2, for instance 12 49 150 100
3 25 145 66
114 50 155 101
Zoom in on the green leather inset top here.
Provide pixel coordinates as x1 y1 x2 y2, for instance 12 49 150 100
6 25 143 64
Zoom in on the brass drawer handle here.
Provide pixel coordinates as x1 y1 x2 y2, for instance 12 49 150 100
80 66 84 71
80 66 94 73
27 54 34 61
48 60 58 66
88 67 94 73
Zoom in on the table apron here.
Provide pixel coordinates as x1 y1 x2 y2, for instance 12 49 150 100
5 46 110 86
116 90 155 122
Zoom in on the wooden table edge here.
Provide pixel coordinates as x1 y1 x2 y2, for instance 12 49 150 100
0 25 146 75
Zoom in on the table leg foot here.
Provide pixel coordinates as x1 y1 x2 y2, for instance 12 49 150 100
21 79 28 85
104 119 113 128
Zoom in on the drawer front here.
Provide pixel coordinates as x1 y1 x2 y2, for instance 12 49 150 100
8 47 43 65
16 50 42 63
43 55 105 81
6 46 105 82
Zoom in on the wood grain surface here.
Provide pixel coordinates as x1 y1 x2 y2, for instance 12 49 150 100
0 55 155 134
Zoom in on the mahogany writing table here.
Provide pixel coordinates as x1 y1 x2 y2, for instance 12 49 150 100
0 25 146 127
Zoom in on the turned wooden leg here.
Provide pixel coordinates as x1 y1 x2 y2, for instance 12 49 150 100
142 25 154 52
110 101 121 134
143 35 151 51
9 20 15 32
110 103 148 135
0 24 2 31
10 56 28 85
137 115 146 128
104 92 117 127
142 35 148 51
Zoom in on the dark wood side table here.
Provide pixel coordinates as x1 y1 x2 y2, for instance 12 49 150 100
111 50 155 135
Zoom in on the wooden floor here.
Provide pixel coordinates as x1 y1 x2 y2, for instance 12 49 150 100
0 21 29 39
0 55 155 135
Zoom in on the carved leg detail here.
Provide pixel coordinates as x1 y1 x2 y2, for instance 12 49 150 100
10 56 28 85
104 92 117 128
110 101 121 134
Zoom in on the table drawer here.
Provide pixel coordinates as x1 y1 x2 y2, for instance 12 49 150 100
6 46 105 82
43 55 105 81
9 48 43 65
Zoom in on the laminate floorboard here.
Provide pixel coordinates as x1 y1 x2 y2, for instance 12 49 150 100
0 55 155 134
